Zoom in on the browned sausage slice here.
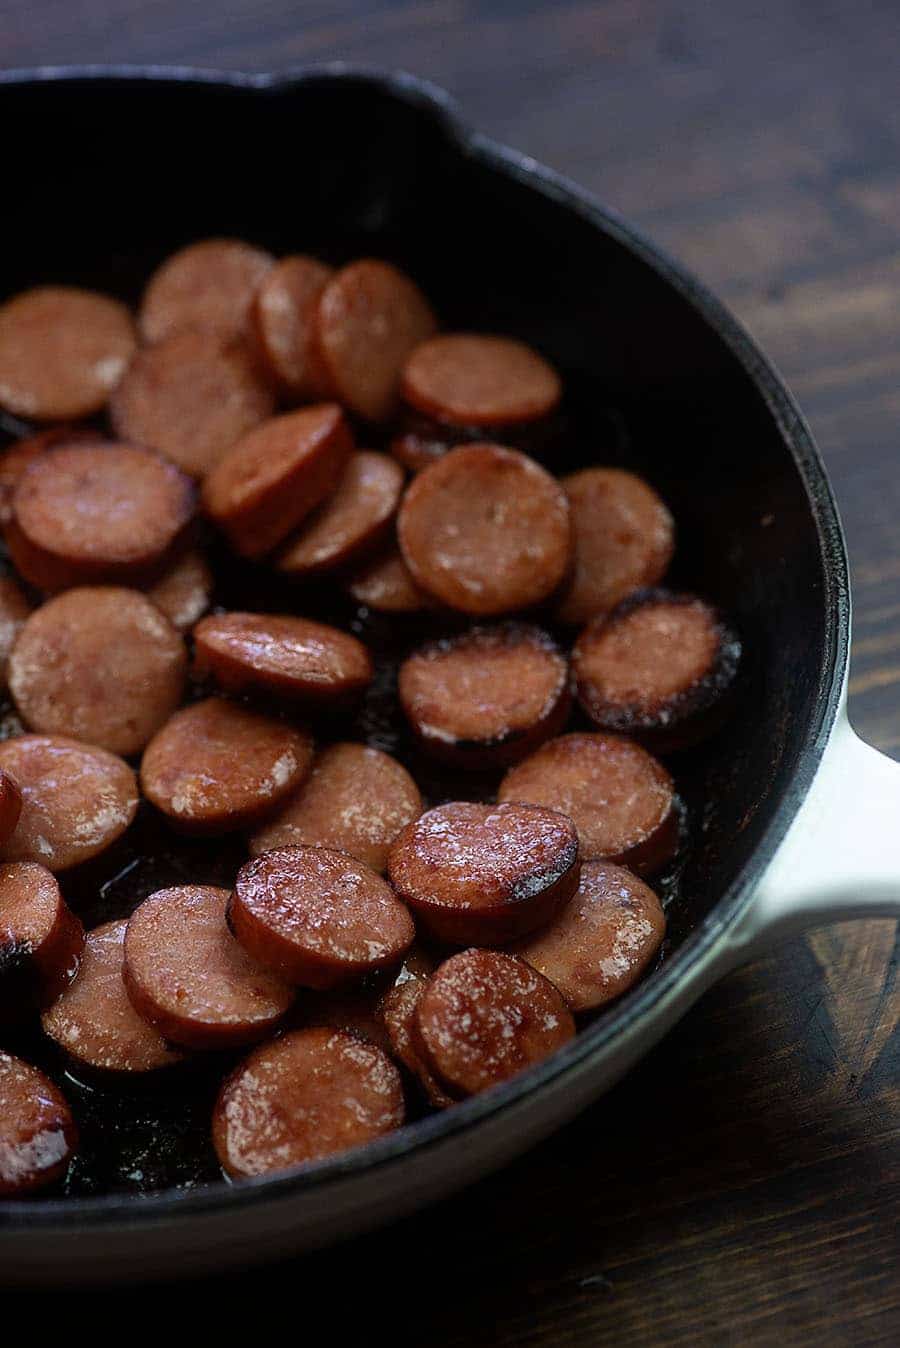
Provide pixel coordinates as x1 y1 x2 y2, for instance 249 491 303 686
377 949 454 1108
277 451 404 577
249 742 422 872
0 1052 77 1195
202 405 353 557
573 589 741 751
230 846 414 988
0 861 84 1017
124 886 293 1050
0 769 22 843
397 444 572 615
8 442 196 592
139 238 275 344
398 623 571 768
42 919 185 1074
9 588 187 756
0 575 32 683
401 334 562 427
110 330 276 480
0 426 95 528
347 543 433 614
315 260 438 422
0 736 138 871
510 861 666 1012
212 1027 405 1178
251 254 335 398
0 287 136 422
499 732 677 875
193 612 373 705
387 800 579 945
146 549 213 632
140 697 313 833
413 949 575 1098
556 468 674 626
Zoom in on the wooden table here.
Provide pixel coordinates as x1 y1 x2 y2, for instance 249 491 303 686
2 1 897 1339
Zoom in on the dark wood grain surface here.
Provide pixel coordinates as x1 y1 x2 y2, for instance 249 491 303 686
2 1 898 1340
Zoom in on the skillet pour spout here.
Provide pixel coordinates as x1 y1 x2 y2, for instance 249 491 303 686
0 63 898 1286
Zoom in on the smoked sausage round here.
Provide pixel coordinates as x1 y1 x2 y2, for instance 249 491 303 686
0 861 84 1018
0 736 138 872
202 404 353 557
573 589 741 751
277 451 404 577
0 1052 77 1195
230 846 414 988
499 732 678 875
314 260 437 422
0 287 136 422
397 443 571 615
9 587 187 757
251 254 334 398
213 1027 405 1178
387 800 579 945
510 861 666 1012
139 238 275 344
398 623 570 768
140 697 313 834
124 886 293 1050
8 441 195 592
401 333 561 427
42 919 185 1075
413 949 575 1098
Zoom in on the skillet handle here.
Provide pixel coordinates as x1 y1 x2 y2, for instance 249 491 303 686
725 708 900 963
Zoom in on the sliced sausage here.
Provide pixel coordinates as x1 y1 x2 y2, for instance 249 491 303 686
510 861 666 1012
573 589 741 751
499 732 678 875
0 426 94 528
314 260 437 422
397 443 572 615
123 886 293 1050
202 404 353 557
193 612 373 706
146 549 213 632
387 800 579 945
110 330 276 481
277 451 404 577
213 1027 405 1178
0 1052 77 1195
8 441 196 592
0 768 22 844
347 543 433 614
0 286 136 422
401 334 561 427
42 919 185 1074
0 735 138 872
249 742 422 872
0 862 84 1018
139 238 275 344
9 587 187 756
230 846 415 989
398 623 571 768
377 949 454 1108
251 254 335 398
0 575 32 684
413 949 575 1098
556 468 674 626
140 697 313 834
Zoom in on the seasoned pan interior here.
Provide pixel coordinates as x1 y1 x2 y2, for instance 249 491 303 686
0 72 837 1200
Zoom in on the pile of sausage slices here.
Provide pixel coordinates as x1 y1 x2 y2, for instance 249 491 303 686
0 241 741 1197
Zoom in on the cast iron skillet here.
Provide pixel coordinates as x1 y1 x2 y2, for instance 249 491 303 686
0 65 893 1285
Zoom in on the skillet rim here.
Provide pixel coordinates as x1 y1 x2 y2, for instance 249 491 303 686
0 62 850 1231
